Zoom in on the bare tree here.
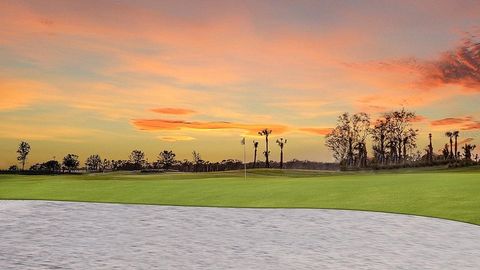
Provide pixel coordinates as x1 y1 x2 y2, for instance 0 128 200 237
253 140 259 168
326 112 370 167
258 129 272 168
371 119 388 164
383 109 417 163
16 141 31 170
276 138 287 169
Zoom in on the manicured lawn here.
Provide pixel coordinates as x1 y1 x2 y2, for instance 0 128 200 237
1 167 479 225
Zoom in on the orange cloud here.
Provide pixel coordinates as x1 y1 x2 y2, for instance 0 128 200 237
431 116 480 130
151 108 196 115
411 115 427 123
299 127 333 135
132 119 289 135
431 116 473 126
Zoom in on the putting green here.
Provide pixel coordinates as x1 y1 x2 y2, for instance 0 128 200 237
1 167 479 225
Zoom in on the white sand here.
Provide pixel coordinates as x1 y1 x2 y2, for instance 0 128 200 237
0 200 479 269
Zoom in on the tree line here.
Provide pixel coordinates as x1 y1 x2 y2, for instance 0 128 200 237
325 108 478 169
5 114 478 173
5 129 336 173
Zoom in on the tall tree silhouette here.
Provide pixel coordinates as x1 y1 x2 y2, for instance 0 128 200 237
276 138 287 169
326 112 369 167
442 144 450 160
452 130 459 159
129 150 145 169
63 154 79 173
16 141 31 170
253 140 259 168
445 131 454 159
371 119 387 164
158 150 176 170
85 154 102 171
258 129 272 168
428 133 433 163
192 151 203 172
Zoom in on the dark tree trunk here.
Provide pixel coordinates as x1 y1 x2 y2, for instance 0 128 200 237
347 137 353 166
265 136 270 168
449 138 453 159
454 136 458 159
280 147 284 169
380 134 385 164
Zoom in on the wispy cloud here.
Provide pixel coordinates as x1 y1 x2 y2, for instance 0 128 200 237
298 127 333 135
347 33 480 91
431 116 480 130
132 118 290 135
157 135 196 142
151 108 196 115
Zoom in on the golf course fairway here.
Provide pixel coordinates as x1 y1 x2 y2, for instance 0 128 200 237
1 167 479 225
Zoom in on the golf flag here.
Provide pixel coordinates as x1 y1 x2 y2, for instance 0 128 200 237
241 137 246 180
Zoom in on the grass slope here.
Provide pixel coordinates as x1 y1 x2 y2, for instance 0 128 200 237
1 167 479 225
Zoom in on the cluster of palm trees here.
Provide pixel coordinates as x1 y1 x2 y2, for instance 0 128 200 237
444 131 460 159
255 128 288 169
443 130 477 161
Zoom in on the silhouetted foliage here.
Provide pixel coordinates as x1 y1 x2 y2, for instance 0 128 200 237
16 141 31 170
463 144 476 160
158 150 176 170
453 130 460 159
428 133 434 163
129 150 145 170
325 112 370 168
445 131 454 159
63 154 79 172
252 140 259 168
258 129 272 168
85 154 102 171
192 151 203 172
442 144 450 160
276 138 287 169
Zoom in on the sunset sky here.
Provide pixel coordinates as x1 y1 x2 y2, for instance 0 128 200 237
1 0 479 168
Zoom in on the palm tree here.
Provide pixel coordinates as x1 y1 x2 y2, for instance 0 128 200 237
258 129 272 168
276 138 287 169
452 130 459 159
253 140 259 168
445 131 453 159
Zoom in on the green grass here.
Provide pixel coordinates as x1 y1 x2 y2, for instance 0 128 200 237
1 167 480 225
